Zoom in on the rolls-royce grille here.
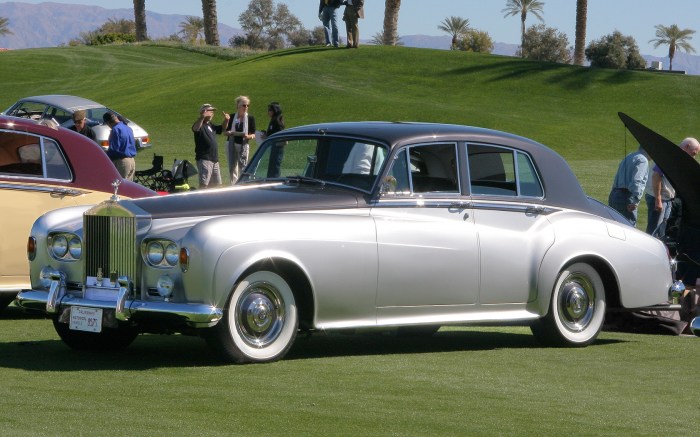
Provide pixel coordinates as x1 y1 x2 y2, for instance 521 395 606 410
84 215 137 282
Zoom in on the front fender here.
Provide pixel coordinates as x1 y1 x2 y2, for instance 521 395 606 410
180 212 379 327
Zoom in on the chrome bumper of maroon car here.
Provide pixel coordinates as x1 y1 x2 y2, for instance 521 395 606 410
691 317 700 337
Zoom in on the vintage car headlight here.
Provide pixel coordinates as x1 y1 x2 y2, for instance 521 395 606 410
165 243 179 266
48 233 81 261
51 235 68 258
68 237 82 259
146 241 165 265
156 275 174 298
143 239 179 268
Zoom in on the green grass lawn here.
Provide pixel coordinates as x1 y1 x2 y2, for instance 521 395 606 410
1 43 699 434
0 306 698 436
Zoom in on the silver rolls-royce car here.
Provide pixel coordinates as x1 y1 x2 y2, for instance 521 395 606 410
16 116 676 363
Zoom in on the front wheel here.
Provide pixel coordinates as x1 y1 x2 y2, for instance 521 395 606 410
206 271 298 364
531 262 606 347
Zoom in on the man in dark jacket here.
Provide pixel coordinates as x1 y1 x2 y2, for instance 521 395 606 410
319 0 343 47
342 0 364 48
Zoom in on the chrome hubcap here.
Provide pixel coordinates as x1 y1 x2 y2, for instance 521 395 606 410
236 282 285 348
557 273 594 332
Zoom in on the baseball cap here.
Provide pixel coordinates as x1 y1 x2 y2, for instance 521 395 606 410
200 103 216 112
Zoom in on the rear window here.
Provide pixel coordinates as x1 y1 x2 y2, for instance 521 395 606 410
0 130 72 180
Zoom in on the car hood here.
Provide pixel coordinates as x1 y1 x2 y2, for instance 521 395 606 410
619 112 700 226
125 182 365 219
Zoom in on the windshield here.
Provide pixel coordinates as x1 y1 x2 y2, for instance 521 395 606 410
242 137 388 192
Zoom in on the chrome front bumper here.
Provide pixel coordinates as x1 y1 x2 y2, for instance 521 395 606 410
16 277 222 328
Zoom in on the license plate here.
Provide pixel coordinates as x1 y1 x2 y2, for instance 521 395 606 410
69 306 103 333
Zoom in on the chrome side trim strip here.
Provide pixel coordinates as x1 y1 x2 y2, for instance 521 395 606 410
0 182 84 197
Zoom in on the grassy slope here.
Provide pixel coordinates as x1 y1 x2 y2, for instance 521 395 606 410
2 44 699 198
1 45 699 434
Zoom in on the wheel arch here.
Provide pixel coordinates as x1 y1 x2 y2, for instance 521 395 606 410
538 254 620 315
238 257 315 331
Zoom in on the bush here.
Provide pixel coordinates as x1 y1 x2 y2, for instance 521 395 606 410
585 31 646 69
88 32 136 46
456 29 494 54
519 24 571 64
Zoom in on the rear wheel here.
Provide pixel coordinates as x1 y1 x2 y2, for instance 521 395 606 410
52 318 139 351
206 271 298 364
531 262 606 347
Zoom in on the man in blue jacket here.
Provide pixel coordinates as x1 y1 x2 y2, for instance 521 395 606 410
319 0 343 47
103 112 136 181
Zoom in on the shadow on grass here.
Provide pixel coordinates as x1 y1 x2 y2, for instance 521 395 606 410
0 319 625 371
440 58 653 91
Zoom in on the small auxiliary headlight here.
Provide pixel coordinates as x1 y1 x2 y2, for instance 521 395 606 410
156 275 174 298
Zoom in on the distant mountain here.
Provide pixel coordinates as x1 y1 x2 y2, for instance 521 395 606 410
0 2 242 49
1 2 698 75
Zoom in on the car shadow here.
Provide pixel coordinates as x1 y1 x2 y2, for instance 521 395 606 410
0 326 624 371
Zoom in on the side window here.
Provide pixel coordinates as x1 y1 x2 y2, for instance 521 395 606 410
44 139 71 180
9 102 46 120
383 143 459 195
468 144 543 198
46 106 72 126
516 152 543 197
0 131 43 176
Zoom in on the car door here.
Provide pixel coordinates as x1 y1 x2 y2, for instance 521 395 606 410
372 142 480 322
0 130 87 290
467 143 555 304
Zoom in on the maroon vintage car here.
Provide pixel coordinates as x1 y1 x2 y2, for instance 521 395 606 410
0 115 155 311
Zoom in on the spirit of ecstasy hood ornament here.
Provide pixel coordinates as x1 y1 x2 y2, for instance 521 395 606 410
111 179 121 201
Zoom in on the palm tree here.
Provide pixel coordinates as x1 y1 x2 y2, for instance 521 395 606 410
650 24 696 71
573 0 587 66
179 16 205 44
201 0 219 46
502 0 545 57
438 16 470 50
133 0 147 42
0 17 13 37
382 0 401 46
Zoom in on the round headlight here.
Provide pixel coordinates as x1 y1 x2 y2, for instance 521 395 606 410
51 235 68 258
147 241 164 265
156 275 174 298
164 243 179 266
68 237 82 259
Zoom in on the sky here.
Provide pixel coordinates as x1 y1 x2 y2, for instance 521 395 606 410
4 0 700 57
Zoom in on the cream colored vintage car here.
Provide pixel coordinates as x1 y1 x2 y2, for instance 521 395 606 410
0 116 153 311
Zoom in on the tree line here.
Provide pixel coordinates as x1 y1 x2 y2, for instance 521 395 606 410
0 0 695 71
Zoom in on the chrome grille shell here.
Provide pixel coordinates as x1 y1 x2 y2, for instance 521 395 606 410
83 200 138 283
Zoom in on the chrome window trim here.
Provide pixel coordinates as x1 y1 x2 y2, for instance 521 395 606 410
0 182 85 196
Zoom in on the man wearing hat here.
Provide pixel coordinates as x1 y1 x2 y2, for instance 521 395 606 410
69 110 97 142
192 103 230 189
103 111 137 181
